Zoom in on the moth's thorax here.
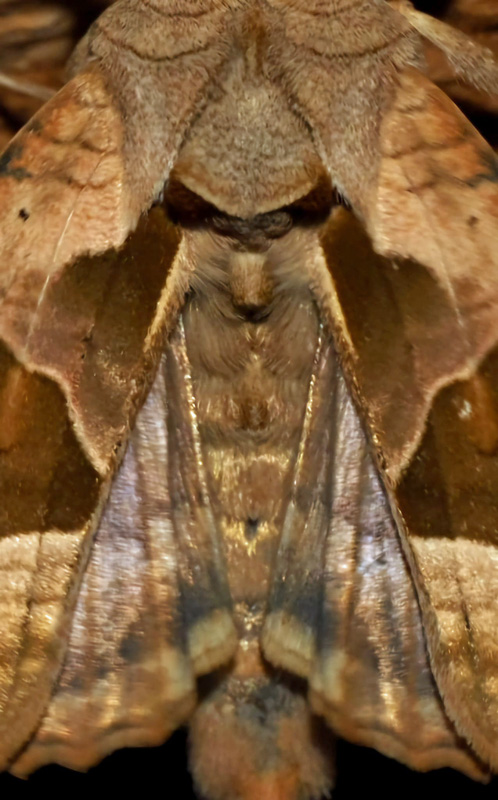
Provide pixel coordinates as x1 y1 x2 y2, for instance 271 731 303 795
171 50 326 218
182 222 322 636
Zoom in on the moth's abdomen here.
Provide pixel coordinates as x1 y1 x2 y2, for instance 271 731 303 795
176 194 334 798
190 666 334 800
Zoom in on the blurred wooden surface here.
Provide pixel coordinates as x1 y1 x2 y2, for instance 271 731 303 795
421 0 498 118
0 1 112 146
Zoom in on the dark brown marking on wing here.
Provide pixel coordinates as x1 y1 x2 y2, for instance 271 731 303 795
321 208 460 471
97 24 214 63
0 344 100 535
8 205 182 468
397 347 498 544
466 148 498 187
0 144 32 181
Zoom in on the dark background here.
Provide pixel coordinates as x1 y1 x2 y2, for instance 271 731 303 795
0 732 496 797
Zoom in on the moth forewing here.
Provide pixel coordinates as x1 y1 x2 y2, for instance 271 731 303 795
317 65 498 770
0 1 498 798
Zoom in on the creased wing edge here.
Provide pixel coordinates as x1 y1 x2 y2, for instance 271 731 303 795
261 232 485 779
0 67 149 768
11 358 197 776
319 67 498 771
0 62 237 768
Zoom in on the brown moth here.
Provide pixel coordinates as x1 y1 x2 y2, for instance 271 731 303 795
1 1 498 797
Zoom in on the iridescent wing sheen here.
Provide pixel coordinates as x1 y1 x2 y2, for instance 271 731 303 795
0 0 236 768
317 74 498 765
0 189 180 769
13 337 236 776
263 322 484 779
268 4 498 768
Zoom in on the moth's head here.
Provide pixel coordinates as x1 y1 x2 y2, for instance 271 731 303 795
163 173 336 242
164 173 338 319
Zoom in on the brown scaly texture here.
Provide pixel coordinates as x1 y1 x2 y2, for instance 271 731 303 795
0 1 495 153
0 0 497 149
0 3 497 798
0 1 495 130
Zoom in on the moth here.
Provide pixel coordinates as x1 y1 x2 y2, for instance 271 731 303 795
1 1 498 797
